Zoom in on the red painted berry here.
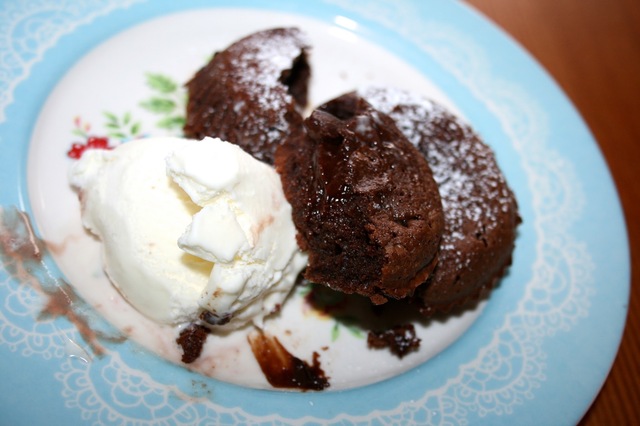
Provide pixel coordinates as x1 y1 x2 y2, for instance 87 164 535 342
86 136 109 149
67 136 113 159
67 143 86 159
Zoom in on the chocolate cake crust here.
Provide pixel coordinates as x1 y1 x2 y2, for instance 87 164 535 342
362 87 520 315
183 27 310 165
276 93 444 304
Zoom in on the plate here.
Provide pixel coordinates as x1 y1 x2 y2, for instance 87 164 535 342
0 1 629 425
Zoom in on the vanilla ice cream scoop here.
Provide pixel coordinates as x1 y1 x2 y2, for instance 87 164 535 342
70 136 306 330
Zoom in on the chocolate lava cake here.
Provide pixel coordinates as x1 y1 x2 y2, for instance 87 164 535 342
183 27 311 165
362 87 520 316
276 93 445 304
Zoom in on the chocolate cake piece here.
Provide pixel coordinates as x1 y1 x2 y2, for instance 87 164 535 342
362 87 520 316
276 93 444 304
367 324 421 358
184 27 311 165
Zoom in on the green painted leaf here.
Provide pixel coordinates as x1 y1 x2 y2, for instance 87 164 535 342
109 132 127 140
331 323 340 341
345 324 364 339
156 115 185 129
297 282 313 296
140 98 176 114
130 122 141 135
123 111 131 125
103 111 118 124
333 315 365 340
145 73 178 94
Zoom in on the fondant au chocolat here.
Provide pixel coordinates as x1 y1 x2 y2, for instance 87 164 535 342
276 93 445 304
362 87 520 315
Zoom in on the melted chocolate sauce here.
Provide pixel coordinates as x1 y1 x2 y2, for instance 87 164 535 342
248 330 329 391
199 310 231 326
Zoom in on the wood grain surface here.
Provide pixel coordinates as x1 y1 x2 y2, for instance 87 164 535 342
464 0 640 424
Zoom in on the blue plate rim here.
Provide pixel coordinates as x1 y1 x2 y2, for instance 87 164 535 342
0 1 630 425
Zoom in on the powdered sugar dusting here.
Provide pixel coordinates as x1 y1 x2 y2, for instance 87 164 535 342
184 28 310 164
362 86 516 273
228 28 310 111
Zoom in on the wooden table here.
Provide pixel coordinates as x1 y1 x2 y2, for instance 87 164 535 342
464 0 639 424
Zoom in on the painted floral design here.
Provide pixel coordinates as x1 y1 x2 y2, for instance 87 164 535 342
66 73 185 159
139 73 186 131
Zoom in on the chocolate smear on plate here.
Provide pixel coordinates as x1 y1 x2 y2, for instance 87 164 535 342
0 206 125 357
248 330 329 391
